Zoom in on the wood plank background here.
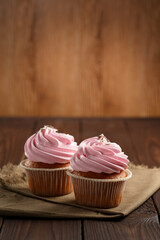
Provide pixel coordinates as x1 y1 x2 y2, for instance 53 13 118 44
0 0 160 117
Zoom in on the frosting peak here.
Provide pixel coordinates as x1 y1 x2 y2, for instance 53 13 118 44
24 126 78 164
98 134 110 145
70 136 129 174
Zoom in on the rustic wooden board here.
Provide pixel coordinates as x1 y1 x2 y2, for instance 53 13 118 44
0 118 35 235
82 119 160 240
0 118 34 166
0 1 160 117
0 219 81 240
124 119 160 217
0 219 2 232
84 199 160 240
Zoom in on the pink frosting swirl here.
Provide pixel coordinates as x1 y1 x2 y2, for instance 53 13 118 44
24 126 78 164
70 135 129 174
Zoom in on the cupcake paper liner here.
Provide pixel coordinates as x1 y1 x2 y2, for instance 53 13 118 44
67 169 132 208
20 160 73 197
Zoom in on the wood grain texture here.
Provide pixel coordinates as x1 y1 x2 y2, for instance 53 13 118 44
124 119 160 167
0 219 3 233
0 118 35 237
84 199 160 240
0 118 35 166
125 119 160 217
153 190 160 220
0 0 37 116
82 119 160 240
0 219 81 240
0 1 160 117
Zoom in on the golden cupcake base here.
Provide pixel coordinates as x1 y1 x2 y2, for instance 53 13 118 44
67 169 132 208
20 160 73 197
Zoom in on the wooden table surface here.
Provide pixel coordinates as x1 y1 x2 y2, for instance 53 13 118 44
0 118 160 240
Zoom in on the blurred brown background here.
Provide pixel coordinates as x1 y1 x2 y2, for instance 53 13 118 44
0 0 160 117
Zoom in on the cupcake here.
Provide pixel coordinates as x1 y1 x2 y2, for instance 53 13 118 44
67 134 132 208
20 126 78 196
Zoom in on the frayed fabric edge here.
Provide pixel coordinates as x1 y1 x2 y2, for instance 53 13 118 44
129 162 160 170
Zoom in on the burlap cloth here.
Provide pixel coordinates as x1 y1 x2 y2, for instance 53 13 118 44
0 163 160 219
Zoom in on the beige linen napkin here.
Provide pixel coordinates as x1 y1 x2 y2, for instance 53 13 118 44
0 163 160 219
